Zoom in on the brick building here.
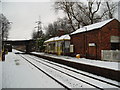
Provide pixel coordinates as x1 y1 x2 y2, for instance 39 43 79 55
70 19 120 60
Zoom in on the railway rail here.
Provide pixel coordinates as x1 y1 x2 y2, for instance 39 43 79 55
19 54 70 90
29 52 120 82
18 53 120 89
26 54 120 88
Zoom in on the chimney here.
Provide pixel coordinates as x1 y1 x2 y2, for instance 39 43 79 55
57 29 65 36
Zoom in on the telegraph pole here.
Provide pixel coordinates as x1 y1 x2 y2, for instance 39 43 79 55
35 16 42 51
35 16 42 38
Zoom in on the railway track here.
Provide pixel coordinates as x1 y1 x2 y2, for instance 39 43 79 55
19 54 71 90
19 54 119 89
27 54 120 88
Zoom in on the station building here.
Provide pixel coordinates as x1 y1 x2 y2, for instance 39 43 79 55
44 34 71 55
70 18 120 60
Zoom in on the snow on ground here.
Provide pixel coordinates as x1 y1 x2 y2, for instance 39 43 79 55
2 50 63 88
32 52 120 71
1 49 119 89
26 54 119 88
31 54 120 85
26 55 94 88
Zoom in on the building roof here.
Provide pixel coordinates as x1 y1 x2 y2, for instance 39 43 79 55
58 34 71 40
44 37 59 43
71 18 115 35
44 34 70 43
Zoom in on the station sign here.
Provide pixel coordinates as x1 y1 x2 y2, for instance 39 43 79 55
89 43 96 47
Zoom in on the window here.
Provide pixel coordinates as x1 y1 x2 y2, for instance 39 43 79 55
111 43 120 50
70 45 74 53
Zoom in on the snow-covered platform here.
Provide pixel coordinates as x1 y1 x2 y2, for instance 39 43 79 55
1 50 120 89
1 50 64 88
31 52 120 71
30 52 120 82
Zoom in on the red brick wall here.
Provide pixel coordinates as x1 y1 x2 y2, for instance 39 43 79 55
99 19 120 59
70 19 120 60
71 29 100 59
71 33 85 57
86 30 100 59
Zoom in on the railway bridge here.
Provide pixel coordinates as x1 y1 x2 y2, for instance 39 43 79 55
3 39 36 53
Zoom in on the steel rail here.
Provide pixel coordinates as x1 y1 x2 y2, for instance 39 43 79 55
22 54 104 90
19 54 71 90
27 54 120 88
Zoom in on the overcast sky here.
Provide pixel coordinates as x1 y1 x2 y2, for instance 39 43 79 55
2 1 66 40
1 0 120 40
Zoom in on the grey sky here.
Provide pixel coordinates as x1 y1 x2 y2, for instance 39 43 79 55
2 1 65 40
1 0 120 40
0 2 2 13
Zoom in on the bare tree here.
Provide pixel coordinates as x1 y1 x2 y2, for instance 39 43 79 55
76 0 102 24
54 0 117 31
0 14 11 41
45 17 73 39
58 17 73 33
100 0 117 19
54 0 102 30
54 1 76 31
69 2 91 26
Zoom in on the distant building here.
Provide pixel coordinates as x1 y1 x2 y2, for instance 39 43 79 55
70 19 120 60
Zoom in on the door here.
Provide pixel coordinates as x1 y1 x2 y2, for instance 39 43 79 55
88 43 97 59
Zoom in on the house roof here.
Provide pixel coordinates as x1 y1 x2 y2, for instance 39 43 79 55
44 34 70 43
71 18 115 35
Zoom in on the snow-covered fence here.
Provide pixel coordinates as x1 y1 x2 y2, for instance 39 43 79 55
101 50 120 62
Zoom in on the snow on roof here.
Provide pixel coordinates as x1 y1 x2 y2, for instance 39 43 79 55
58 34 71 40
44 34 70 43
7 38 32 41
71 18 114 35
44 37 59 43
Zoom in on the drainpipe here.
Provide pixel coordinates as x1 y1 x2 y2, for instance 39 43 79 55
85 27 87 58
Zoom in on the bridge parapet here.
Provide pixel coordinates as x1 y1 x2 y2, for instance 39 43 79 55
3 39 36 53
